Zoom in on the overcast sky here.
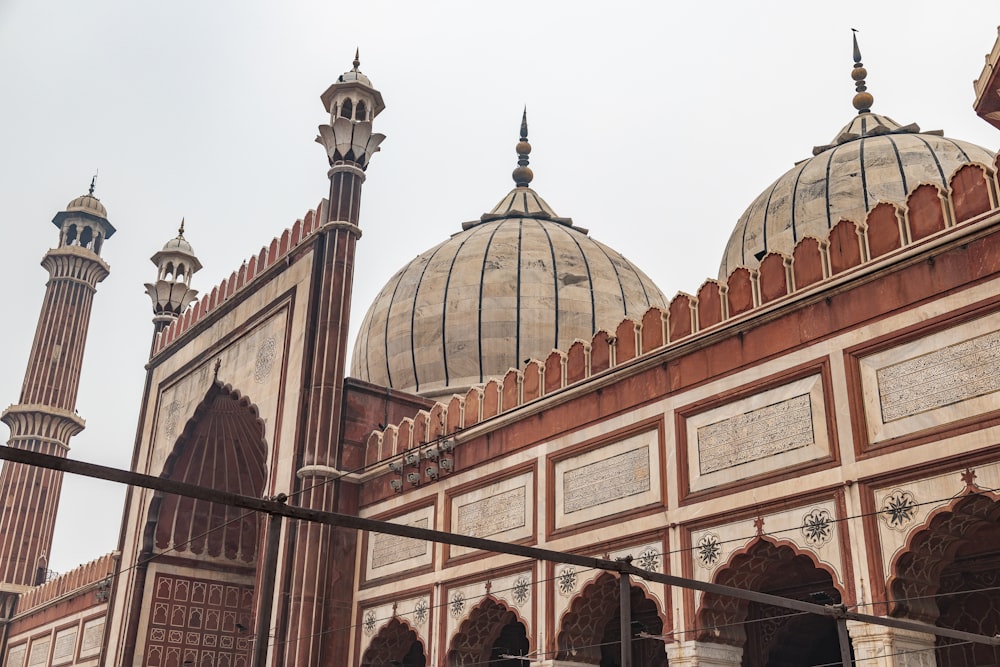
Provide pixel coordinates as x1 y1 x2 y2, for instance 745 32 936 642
0 2 996 574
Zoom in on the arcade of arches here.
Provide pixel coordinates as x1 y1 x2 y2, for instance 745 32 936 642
355 490 1000 667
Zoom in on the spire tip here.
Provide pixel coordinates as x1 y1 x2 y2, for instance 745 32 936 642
512 109 533 187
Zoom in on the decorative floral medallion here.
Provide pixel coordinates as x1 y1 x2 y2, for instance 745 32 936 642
637 546 661 572
413 598 428 625
801 508 834 546
163 401 181 440
880 489 917 530
557 566 578 597
696 533 722 569
449 591 465 618
363 610 377 636
512 576 530 606
254 337 277 383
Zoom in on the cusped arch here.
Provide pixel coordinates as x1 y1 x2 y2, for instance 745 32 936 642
695 537 845 647
556 572 666 665
448 596 528 666
361 617 426 667
148 381 268 563
888 490 1000 624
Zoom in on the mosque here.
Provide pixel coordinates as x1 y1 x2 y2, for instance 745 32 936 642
2 27 1000 667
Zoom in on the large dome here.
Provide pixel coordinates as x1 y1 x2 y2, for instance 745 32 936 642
720 38 996 279
719 111 995 278
351 184 667 398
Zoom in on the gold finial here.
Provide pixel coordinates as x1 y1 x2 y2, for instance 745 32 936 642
851 29 873 114
178 217 185 237
353 48 361 70
512 107 533 187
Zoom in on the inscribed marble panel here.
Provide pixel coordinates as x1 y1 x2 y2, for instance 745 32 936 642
51 626 77 663
365 505 434 579
79 618 105 657
684 374 829 493
553 428 661 530
859 313 1000 445
5 644 26 667
450 471 533 558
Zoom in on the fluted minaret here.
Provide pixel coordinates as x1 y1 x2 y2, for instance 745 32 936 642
282 51 385 667
144 219 201 341
0 184 115 587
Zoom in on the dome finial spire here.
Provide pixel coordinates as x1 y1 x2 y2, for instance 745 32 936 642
353 48 360 71
178 217 185 237
851 29 873 114
88 170 98 197
512 107 533 187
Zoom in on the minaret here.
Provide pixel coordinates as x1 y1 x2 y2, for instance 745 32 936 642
144 219 201 340
0 183 114 588
282 52 385 667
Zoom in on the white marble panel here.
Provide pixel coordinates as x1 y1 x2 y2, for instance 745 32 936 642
366 505 434 580
5 644 26 667
79 617 105 658
553 428 661 530
859 312 1000 445
26 638 49 667
450 471 533 558
51 626 77 663
685 374 829 492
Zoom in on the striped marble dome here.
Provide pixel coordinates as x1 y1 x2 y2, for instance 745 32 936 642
719 111 995 278
351 186 667 398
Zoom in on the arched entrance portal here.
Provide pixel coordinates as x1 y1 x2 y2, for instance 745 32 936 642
696 539 849 666
889 490 1000 665
448 598 529 666
557 572 666 666
138 382 268 667
361 618 426 666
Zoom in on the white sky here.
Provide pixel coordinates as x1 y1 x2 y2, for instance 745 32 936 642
0 2 996 574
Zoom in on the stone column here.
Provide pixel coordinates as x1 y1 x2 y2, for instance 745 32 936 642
665 640 743 667
847 620 938 667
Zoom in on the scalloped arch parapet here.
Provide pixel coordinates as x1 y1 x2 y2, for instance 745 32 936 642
153 200 329 355
362 160 1000 482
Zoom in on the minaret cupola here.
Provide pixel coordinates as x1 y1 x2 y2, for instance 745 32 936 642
320 49 385 125
316 50 386 170
145 219 202 333
52 176 116 256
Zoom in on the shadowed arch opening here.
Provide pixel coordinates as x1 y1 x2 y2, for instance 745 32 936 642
695 538 848 667
133 381 268 667
361 618 426 667
151 381 268 562
557 572 666 666
888 491 1000 665
448 597 529 666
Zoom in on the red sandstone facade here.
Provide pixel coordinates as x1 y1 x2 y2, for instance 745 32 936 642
4 32 1000 667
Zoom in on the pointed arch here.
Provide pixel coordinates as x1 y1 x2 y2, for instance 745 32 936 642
695 537 846 665
889 489 1000 623
361 617 426 667
150 381 268 563
556 572 666 666
448 596 529 666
